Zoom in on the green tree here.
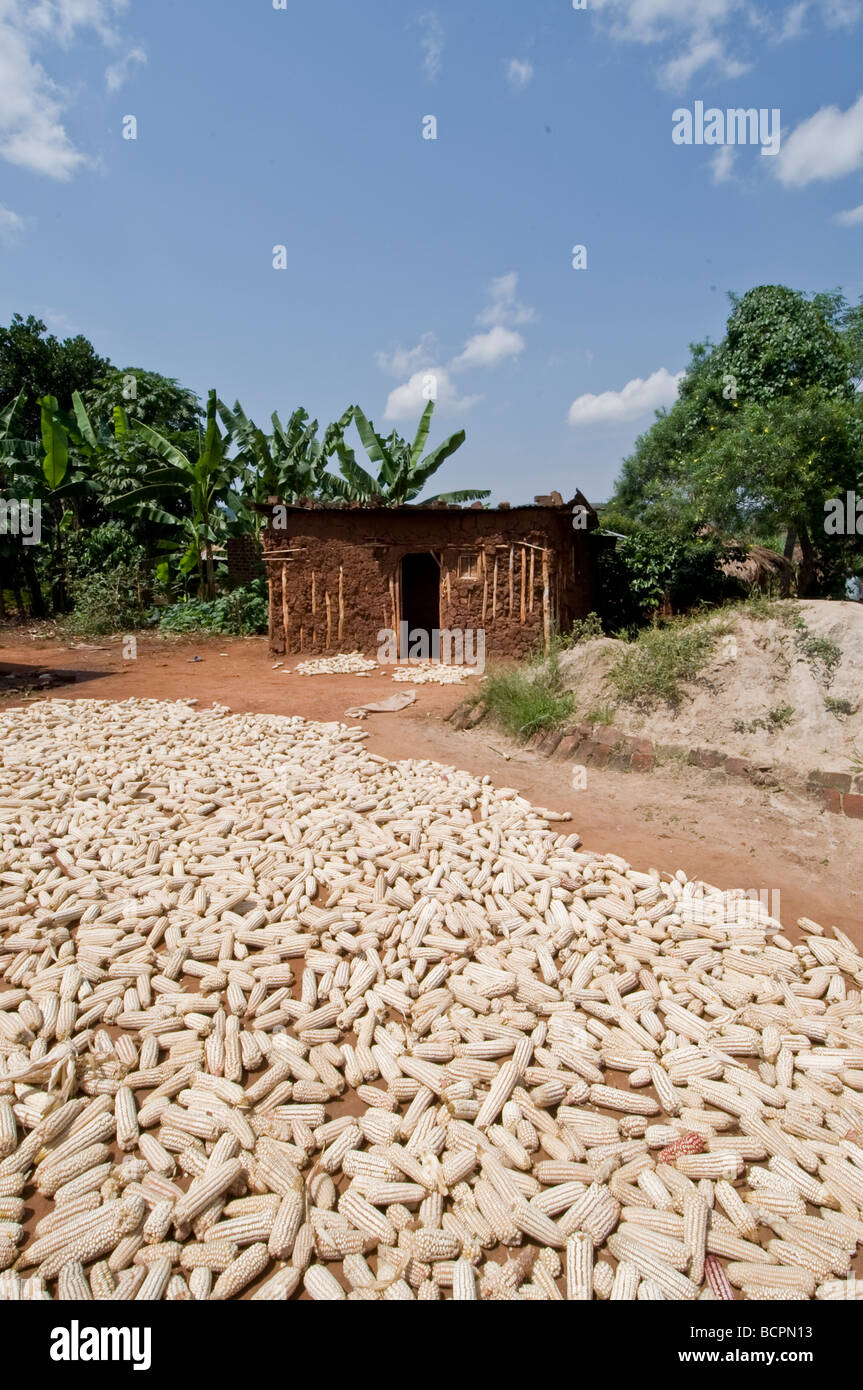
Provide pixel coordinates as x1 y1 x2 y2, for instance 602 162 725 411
0 314 109 440
611 285 863 593
333 401 486 505
112 389 234 600
218 400 352 513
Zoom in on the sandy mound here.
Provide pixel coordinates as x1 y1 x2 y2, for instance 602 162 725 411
559 600 863 774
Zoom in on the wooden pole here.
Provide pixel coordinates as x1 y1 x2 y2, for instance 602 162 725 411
280 561 290 654
529 549 535 613
541 551 551 655
338 566 344 643
520 545 526 624
481 550 488 625
508 545 514 618
492 555 498 622
325 591 332 649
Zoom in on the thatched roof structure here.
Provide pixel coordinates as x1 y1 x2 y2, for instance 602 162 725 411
721 543 794 596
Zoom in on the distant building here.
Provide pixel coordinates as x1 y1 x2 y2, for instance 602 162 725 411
258 493 600 659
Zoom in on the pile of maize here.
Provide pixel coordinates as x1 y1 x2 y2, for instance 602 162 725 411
0 697 862 1302
294 654 377 677
391 665 473 686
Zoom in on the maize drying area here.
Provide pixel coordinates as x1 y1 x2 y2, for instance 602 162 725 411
1 696 863 1303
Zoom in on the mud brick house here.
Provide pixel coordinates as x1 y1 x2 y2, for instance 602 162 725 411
260 492 599 660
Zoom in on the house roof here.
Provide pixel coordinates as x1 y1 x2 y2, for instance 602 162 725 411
255 489 595 517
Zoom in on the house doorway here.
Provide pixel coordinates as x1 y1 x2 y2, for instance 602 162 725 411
400 553 440 657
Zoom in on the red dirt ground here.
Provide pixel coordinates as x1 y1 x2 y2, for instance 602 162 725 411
2 630 860 945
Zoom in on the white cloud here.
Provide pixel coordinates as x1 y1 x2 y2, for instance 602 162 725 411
105 44 146 92
418 10 444 81
0 1 140 181
378 272 535 419
476 271 536 328
776 92 863 186
567 367 684 426
660 37 749 87
0 202 23 239
506 59 534 89
590 0 860 89
375 333 438 378
711 145 736 183
383 368 481 422
835 202 863 224
451 325 525 371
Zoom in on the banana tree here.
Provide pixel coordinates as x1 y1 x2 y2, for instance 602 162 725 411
3 395 106 611
332 401 486 505
219 399 353 510
112 389 234 600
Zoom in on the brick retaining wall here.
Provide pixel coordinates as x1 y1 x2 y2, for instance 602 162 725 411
448 703 863 819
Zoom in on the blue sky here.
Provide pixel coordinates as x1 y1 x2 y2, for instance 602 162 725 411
1 0 862 503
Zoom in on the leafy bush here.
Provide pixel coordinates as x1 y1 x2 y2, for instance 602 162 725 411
484 656 575 739
551 613 605 651
825 695 859 718
156 580 268 636
64 522 146 585
63 565 150 636
608 622 718 708
597 525 744 631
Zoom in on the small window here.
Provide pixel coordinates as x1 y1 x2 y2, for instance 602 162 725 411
457 554 478 579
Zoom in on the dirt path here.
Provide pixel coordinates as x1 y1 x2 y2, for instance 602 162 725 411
3 630 861 942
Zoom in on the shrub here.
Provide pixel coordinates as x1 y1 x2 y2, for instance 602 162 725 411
156 580 268 636
63 565 150 636
596 525 744 631
484 656 575 739
64 522 146 584
608 622 718 708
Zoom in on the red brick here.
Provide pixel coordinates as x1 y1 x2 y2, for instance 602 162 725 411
817 788 843 815
582 742 609 767
554 735 581 760
464 702 488 729
844 793 863 819
596 726 620 748
724 757 751 778
690 748 725 769
808 770 852 794
631 752 655 771
632 737 655 756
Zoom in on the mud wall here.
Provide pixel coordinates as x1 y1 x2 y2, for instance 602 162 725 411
262 507 595 658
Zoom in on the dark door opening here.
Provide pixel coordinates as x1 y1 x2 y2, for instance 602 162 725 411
400 552 440 657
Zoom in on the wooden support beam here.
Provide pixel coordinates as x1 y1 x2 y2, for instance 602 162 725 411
281 561 290 654
520 544 526 624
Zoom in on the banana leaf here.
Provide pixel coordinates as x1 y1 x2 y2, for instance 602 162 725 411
71 392 98 450
409 401 435 468
0 393 26 440
40 396 68 488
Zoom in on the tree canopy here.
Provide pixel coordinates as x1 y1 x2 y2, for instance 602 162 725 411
611 285 863 593
0 314 109 441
